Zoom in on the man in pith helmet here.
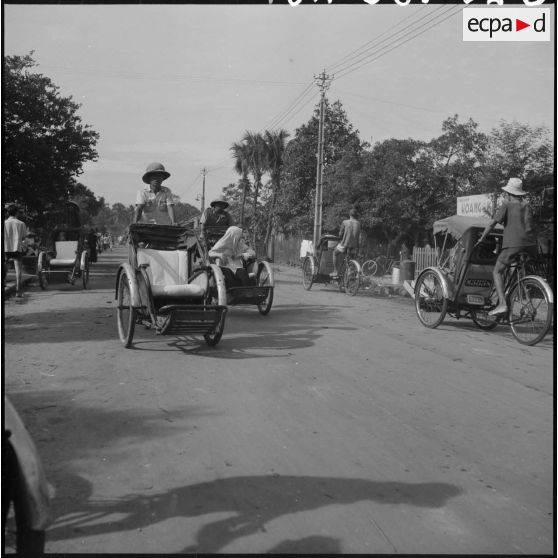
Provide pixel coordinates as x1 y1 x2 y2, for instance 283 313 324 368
200 194 235 239
134 162 176 225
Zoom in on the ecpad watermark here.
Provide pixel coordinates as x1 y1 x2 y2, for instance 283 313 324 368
463 8 550 41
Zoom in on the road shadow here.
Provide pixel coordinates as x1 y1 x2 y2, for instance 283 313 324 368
45 472 461 553
163 304 357 359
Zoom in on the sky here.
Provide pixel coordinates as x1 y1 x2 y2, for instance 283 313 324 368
3 2 555 209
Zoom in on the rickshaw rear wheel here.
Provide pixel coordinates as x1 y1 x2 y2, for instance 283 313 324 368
82 253 90 289
257 261 274 315
508 277 553 346
204 266 227 347
302 257 315 291
471 309 499 330
344 260 360 296
117 272 136 348
414 270 448 328
37 252 49 290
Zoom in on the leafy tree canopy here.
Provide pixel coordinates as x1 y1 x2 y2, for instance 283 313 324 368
3 52 99 217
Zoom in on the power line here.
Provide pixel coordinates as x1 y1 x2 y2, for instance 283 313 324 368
326 5 446 74
334 5 462 81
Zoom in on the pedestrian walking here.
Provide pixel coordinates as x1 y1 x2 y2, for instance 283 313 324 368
4 204 28 297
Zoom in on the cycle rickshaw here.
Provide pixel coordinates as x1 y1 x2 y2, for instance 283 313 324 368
413 215 553 346
302 234 361 296
36 201 90 289
115 223 227 348
201 226 275 315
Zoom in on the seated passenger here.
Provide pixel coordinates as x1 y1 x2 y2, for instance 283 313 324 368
208 226 255 286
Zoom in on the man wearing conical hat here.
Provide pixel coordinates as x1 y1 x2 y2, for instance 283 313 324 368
477 177 538 316
134 162 176 225
200 194 235 240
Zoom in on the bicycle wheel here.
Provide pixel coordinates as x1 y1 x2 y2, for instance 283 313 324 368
414 270 447 328
361 259 378 277
302 257 315 291
471 309 499 330
508 277 552 345
117 272 136 348
257 261 274 315
344 260 360 296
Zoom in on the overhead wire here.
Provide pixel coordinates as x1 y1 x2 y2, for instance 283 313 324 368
333 5 462 81
326 4 445 74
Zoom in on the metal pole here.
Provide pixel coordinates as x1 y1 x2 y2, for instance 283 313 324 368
201 168 207 213
312 70 332 252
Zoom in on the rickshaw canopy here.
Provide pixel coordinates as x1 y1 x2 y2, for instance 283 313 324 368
432 215 503 239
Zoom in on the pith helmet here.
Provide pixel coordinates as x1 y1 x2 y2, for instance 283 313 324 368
210 195 230 209
142 162 171 184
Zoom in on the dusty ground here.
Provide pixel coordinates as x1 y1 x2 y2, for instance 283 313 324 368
3 246 554 554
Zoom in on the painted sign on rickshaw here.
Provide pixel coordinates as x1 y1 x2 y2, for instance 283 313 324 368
456 193 494 218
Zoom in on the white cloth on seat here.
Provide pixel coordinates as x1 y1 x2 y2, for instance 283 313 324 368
137 248 205 298
51 241 78 266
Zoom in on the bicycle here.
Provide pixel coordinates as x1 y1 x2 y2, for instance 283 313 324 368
361 255 396 278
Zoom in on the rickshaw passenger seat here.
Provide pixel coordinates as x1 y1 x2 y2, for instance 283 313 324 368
50 241 79 266
137 249 205 298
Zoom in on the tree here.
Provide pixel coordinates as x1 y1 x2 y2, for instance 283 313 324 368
230 141 251 226
275 99 364 235
263 129 290 254
3 53 99 217
242 131 267 242
70 182 105 225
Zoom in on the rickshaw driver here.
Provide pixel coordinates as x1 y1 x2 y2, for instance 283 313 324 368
200 195 235 240
477 177 538 316
133 162 176 225
331 208 361 278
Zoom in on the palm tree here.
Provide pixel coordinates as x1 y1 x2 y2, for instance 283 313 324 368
230 141 251 226
242 131 267 243
263 129 290 257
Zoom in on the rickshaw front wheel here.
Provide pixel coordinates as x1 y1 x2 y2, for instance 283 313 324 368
302 257 315 291
117 272 136 348
414 270 448 328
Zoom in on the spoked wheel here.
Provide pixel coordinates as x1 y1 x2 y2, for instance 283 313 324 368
81 253 90 289
361 259 378 277
37 252 49 290
204 265 227 347
302 257 315 291
471 309 499 330
414 270 448 328
257 261 274 315
344 260 361 296
508 277 553 345
117 272 136 348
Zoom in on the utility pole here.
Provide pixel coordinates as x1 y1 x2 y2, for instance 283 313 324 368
313 70 333 251
200 168 207 213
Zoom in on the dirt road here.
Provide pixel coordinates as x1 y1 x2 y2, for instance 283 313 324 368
4 246 553 554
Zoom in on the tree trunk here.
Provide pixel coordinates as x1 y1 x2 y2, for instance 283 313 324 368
239 176 249 227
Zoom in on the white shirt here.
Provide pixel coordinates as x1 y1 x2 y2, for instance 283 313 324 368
136 186 174 225
4 216 28 253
